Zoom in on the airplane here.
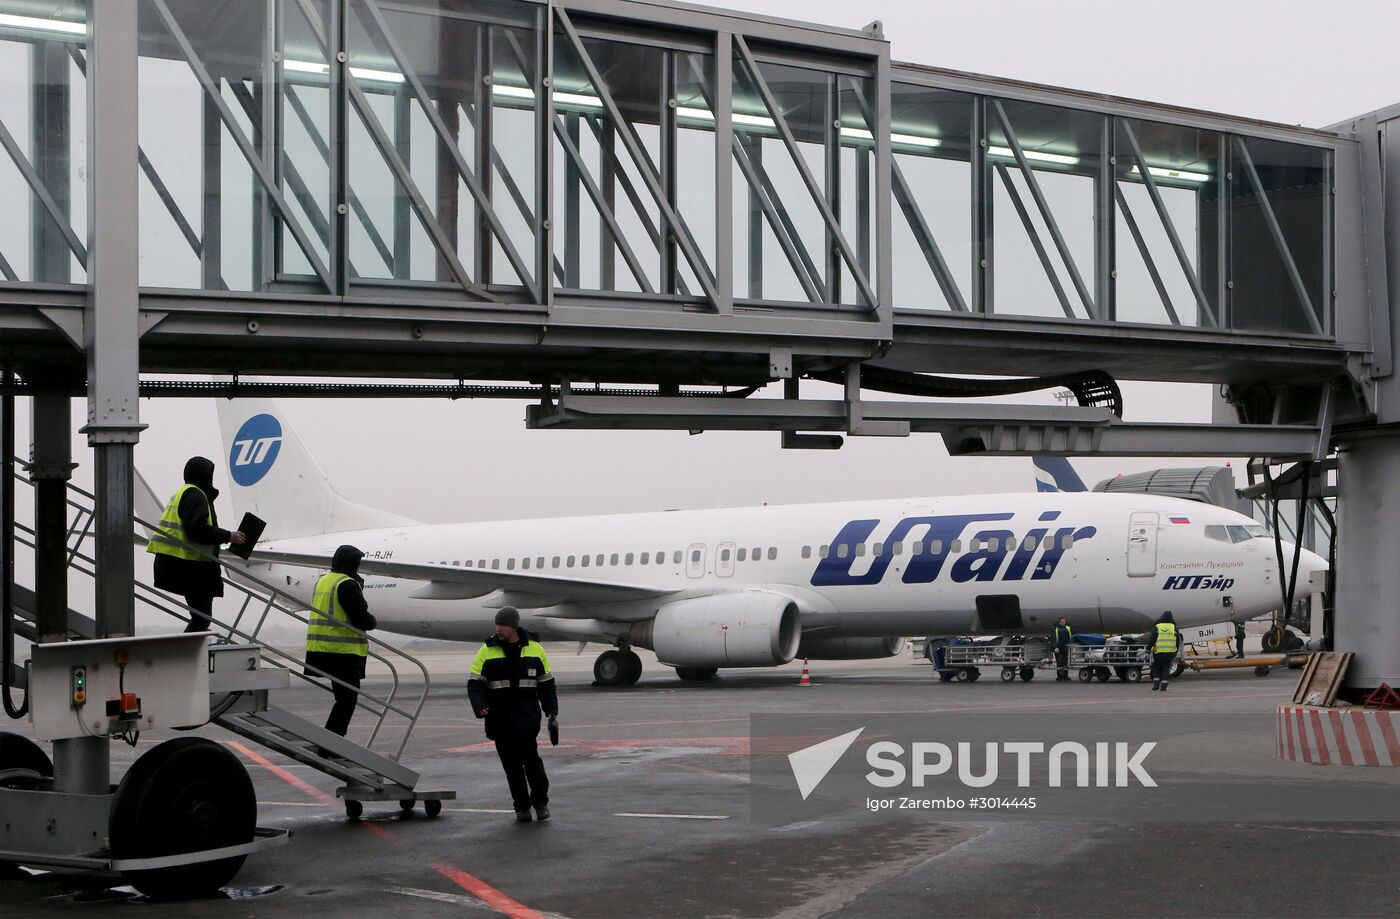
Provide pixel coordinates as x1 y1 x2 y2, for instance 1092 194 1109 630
211 399 1328 687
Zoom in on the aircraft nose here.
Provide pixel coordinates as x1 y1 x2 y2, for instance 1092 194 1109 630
1286 545 1330 596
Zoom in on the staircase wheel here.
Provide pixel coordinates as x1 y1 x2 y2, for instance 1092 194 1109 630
109 737 255 899
400 799 416 813
424 799 442 817
345 799 363 820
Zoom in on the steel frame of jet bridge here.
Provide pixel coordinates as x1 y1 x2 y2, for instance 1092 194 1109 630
0 1 1395 714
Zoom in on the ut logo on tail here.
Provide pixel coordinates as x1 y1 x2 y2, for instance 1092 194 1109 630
229 414 283 486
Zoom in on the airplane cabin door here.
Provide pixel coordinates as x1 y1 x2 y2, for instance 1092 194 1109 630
716 542 735 577
686 543 707 579
1127 512 1159 577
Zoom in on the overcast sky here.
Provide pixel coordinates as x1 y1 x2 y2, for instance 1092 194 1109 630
13 0 1399 528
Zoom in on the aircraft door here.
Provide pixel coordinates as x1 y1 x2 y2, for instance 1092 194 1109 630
716 542 735 577
686 543 707 579
1127 512 1159 577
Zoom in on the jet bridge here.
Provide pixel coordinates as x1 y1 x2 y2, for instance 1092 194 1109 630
0 0 1398 887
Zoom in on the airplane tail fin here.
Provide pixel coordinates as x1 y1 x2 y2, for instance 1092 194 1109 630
1033 456 1088 493
215 399 417 540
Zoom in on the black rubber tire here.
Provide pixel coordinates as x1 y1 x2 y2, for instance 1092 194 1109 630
345 799 363 820
424 799 442 818
110 737 255 899
622 650 643 685
674 666 718 682
1255 665 1271 677
966 668 981 682
1168 659 1185 680
1261 627 1285 652
594 650 624 686
955 669 970 682
1127 669 1143 683
1019 668 1035 682
0 732 53 790
1000 668 1015 682
400 799 416 812
1096 668 1111 683
1078 668 1094 682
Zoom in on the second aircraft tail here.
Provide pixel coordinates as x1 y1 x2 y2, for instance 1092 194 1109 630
215 398 417 541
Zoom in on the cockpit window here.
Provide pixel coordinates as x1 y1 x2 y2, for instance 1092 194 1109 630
1227 525 1252 542
1204 525 1230 542
1244 524 1269 539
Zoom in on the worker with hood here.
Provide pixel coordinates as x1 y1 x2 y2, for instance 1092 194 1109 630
147 456 246 632
1149 611 1183 692
306 545 377 748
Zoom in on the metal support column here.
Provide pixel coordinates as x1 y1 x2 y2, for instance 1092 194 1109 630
28 384 75 643
201 93 223 289
1333 430 1400 690
564 113 581 287
971 97 991 313
394 86 413 280
82 0 144 646
31 38 72 283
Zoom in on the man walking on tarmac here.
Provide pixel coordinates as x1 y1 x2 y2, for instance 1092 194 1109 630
469 607 558 822
1051 617 1073 681
1150 611 1183 691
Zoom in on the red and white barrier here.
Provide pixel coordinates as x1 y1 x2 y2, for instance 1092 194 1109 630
1276 705 1400 766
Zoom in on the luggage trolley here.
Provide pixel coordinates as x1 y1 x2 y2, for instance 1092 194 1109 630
941 642 1044 682
1068 642 1151 683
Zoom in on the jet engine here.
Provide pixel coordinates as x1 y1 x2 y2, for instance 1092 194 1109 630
632 592 802 667
796 636 907 660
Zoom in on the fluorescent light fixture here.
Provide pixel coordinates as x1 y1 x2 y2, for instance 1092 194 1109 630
553 90 604 110
676 106 776 129
841 126 942 149
0 12 86 35
283 58 405 84
987 145 1080 166
492 84 536 101
1129 164 1210 183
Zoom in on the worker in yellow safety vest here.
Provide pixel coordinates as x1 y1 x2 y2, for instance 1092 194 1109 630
147 456 246 632
305 545 376 751
1150 611 1182 692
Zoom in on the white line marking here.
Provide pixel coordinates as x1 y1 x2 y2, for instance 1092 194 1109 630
612 812 729 820
443 807 517 814
386 886 491 910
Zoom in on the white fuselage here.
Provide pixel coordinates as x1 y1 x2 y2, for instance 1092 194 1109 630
248 492 1325 644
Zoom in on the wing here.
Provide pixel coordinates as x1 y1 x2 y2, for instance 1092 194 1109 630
243 548 676 605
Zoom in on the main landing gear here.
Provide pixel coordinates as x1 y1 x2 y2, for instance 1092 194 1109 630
593 644 643 687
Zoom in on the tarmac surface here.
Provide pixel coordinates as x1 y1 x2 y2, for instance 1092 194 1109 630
2 647 1398 919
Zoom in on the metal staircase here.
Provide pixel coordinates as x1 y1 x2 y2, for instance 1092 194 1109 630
6 466 453 816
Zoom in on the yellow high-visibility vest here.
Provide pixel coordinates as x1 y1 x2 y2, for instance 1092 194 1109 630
306 572 368 657
1154 622 1179 654
146 484 213 561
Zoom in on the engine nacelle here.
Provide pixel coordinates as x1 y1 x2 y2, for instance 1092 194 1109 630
797 636 907 660
635 592 802 668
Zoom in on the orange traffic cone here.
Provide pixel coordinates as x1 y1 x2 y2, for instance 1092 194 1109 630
798 659 811 686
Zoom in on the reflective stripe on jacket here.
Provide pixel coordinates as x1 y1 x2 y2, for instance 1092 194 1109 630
1154 622 1179 654
306 572 368 657
146 484 213 560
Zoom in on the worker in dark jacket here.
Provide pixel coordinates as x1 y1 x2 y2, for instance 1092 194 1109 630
468 607 558 822
1050 617 1074 681
1234 620 1247 659
147 456 245 632
1150 611 1183 691
305 545 376 749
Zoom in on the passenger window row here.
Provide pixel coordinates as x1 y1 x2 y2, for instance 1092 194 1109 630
800 533 1080 560
433 545 782 571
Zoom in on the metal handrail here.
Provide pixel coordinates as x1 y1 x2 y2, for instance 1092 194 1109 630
8 466 431 762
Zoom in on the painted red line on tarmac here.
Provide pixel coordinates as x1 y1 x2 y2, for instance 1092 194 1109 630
432 862 546 919
859 690 1287 716
226 741 335 804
